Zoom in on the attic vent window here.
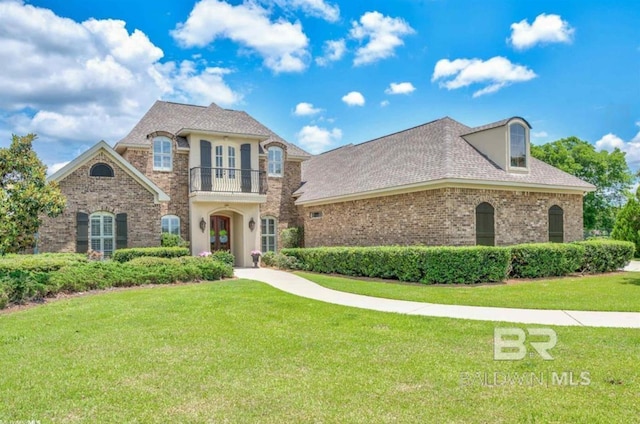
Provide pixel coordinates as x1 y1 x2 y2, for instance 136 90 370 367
310 211 323 219
509 123 527 168
90 163 114 177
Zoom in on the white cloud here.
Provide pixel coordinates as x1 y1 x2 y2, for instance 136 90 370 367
47 161 70 175
342 91 365 106
269 0 339 22
294 102 322 116
509 13 574 50
432 56 537 97
172 0 309 73
0 0 241 165
532 131 548 138
380 100 390 107
595 127 640 167
350 11 414 66
296 125 342 153
385 82 416 95
315 39 346 66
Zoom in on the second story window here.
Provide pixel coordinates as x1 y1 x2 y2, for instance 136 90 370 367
215 145 223 178
228 146 236 179
268 146 283 177
153 137 172 171
509 123 527 168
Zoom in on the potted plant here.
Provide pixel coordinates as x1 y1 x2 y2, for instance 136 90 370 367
219 229 228 243
250 250 262 268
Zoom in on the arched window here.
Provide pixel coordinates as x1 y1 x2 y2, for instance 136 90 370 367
161 215 180 235
268 146 283 177
89 163 114 177
153 136 172 171
549 205 564 243
509 123 527 168
261 216 277 252
476 202 495 246
90 212 115 257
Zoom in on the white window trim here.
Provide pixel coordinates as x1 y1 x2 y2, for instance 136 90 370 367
261 216 277 253
161 214 180 236
90 212 115 256
508 121 529 172
153 136 173 172
268 146 284 177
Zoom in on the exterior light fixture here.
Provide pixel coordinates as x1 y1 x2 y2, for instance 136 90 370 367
199 217 206 233
248 218 255 232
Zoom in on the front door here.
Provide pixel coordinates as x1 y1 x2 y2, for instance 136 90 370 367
210 215 231 251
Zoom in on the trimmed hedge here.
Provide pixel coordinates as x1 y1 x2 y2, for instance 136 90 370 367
111 247 190 263
576 240 634 273
0 253 87 273
281 246 511 284
209 250 235 267
510 243 584 278
0 254 233 309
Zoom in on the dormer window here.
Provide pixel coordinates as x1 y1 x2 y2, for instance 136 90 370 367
153 136 172 171
509 123 527 168
268 146 283 177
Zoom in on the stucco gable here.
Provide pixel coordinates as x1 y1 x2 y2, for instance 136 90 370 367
47 141 170 203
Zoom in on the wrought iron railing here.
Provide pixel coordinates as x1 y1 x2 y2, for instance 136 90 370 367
189 167 267 194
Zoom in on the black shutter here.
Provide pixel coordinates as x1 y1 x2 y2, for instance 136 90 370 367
200 140 212 191
116 213 128 249
476 202 495 246
76 212 89 253
240 143 252 193
549 206 564 243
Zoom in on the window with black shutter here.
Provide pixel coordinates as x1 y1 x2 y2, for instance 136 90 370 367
549 205 564 243
76 212 89 253
116 213 128 249
476 202 495 246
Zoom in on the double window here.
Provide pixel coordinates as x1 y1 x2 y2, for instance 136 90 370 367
261 217 277 253
161 215 180 235
268 146 283 177
90 213 114 257
153 137 172 171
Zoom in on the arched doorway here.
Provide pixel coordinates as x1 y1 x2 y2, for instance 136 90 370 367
210 215 231 251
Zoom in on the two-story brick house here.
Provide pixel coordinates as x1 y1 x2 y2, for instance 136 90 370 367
40 101 595 266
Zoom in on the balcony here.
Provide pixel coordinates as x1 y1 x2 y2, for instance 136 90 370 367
189 167 267 195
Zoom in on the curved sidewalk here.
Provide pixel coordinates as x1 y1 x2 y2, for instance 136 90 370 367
235 268 640 328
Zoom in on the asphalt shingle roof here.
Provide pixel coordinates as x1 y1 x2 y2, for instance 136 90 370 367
116 101 310 157
295 117 595 203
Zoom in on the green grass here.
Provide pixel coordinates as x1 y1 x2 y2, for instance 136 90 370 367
1 280 639 423
297 272 640 312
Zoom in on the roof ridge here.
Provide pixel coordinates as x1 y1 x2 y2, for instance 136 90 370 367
157 100 207 108
353 117 460 148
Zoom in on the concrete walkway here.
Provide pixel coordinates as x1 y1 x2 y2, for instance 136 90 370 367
235 267 640 328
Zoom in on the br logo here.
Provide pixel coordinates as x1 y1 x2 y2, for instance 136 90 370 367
494 327 557 360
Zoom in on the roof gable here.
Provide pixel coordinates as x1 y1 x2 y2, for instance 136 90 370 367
48 141 170 203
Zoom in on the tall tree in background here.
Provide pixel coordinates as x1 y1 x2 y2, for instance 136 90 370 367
531 136 634 232
0 134 66 254
611 191 640 255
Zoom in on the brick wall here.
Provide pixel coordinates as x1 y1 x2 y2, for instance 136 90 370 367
302 188 583 248
260 159 303 249
122 145 190 241
39 152 161 253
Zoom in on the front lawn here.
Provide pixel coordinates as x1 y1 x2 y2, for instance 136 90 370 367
0 280 638 423
297 272 640 312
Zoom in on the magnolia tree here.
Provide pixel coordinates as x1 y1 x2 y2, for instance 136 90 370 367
0 134 66 254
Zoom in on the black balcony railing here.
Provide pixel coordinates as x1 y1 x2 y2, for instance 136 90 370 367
189 167 267 194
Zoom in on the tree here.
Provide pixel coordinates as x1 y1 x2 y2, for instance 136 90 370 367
611 194 640 255
531 136 635 232
0 134 66 254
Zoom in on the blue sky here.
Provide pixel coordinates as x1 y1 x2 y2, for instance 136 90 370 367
0 0 639 172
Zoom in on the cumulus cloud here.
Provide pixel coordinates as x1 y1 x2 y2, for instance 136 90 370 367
342 91 365 106
315 39 346 66
0 0 242 165
380 100 390 107
268 0 339 22
595 127 640 168
294 102 322 116
350 11 414 66
509 13 574 50
296 125 342 153
431 56 537 97
172 0 309 73
385 82 416 95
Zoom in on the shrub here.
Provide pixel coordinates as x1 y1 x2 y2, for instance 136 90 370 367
282 246 510 284
261 251 277 267
509 243 584 278
161 233 189 248
576 239 635 273
281 227 304 249
0 253 87 273
111 247 190 263
0 270 52 304
611 198 640 256
210 250 235 267
178 257 233 280
260 252 302 270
